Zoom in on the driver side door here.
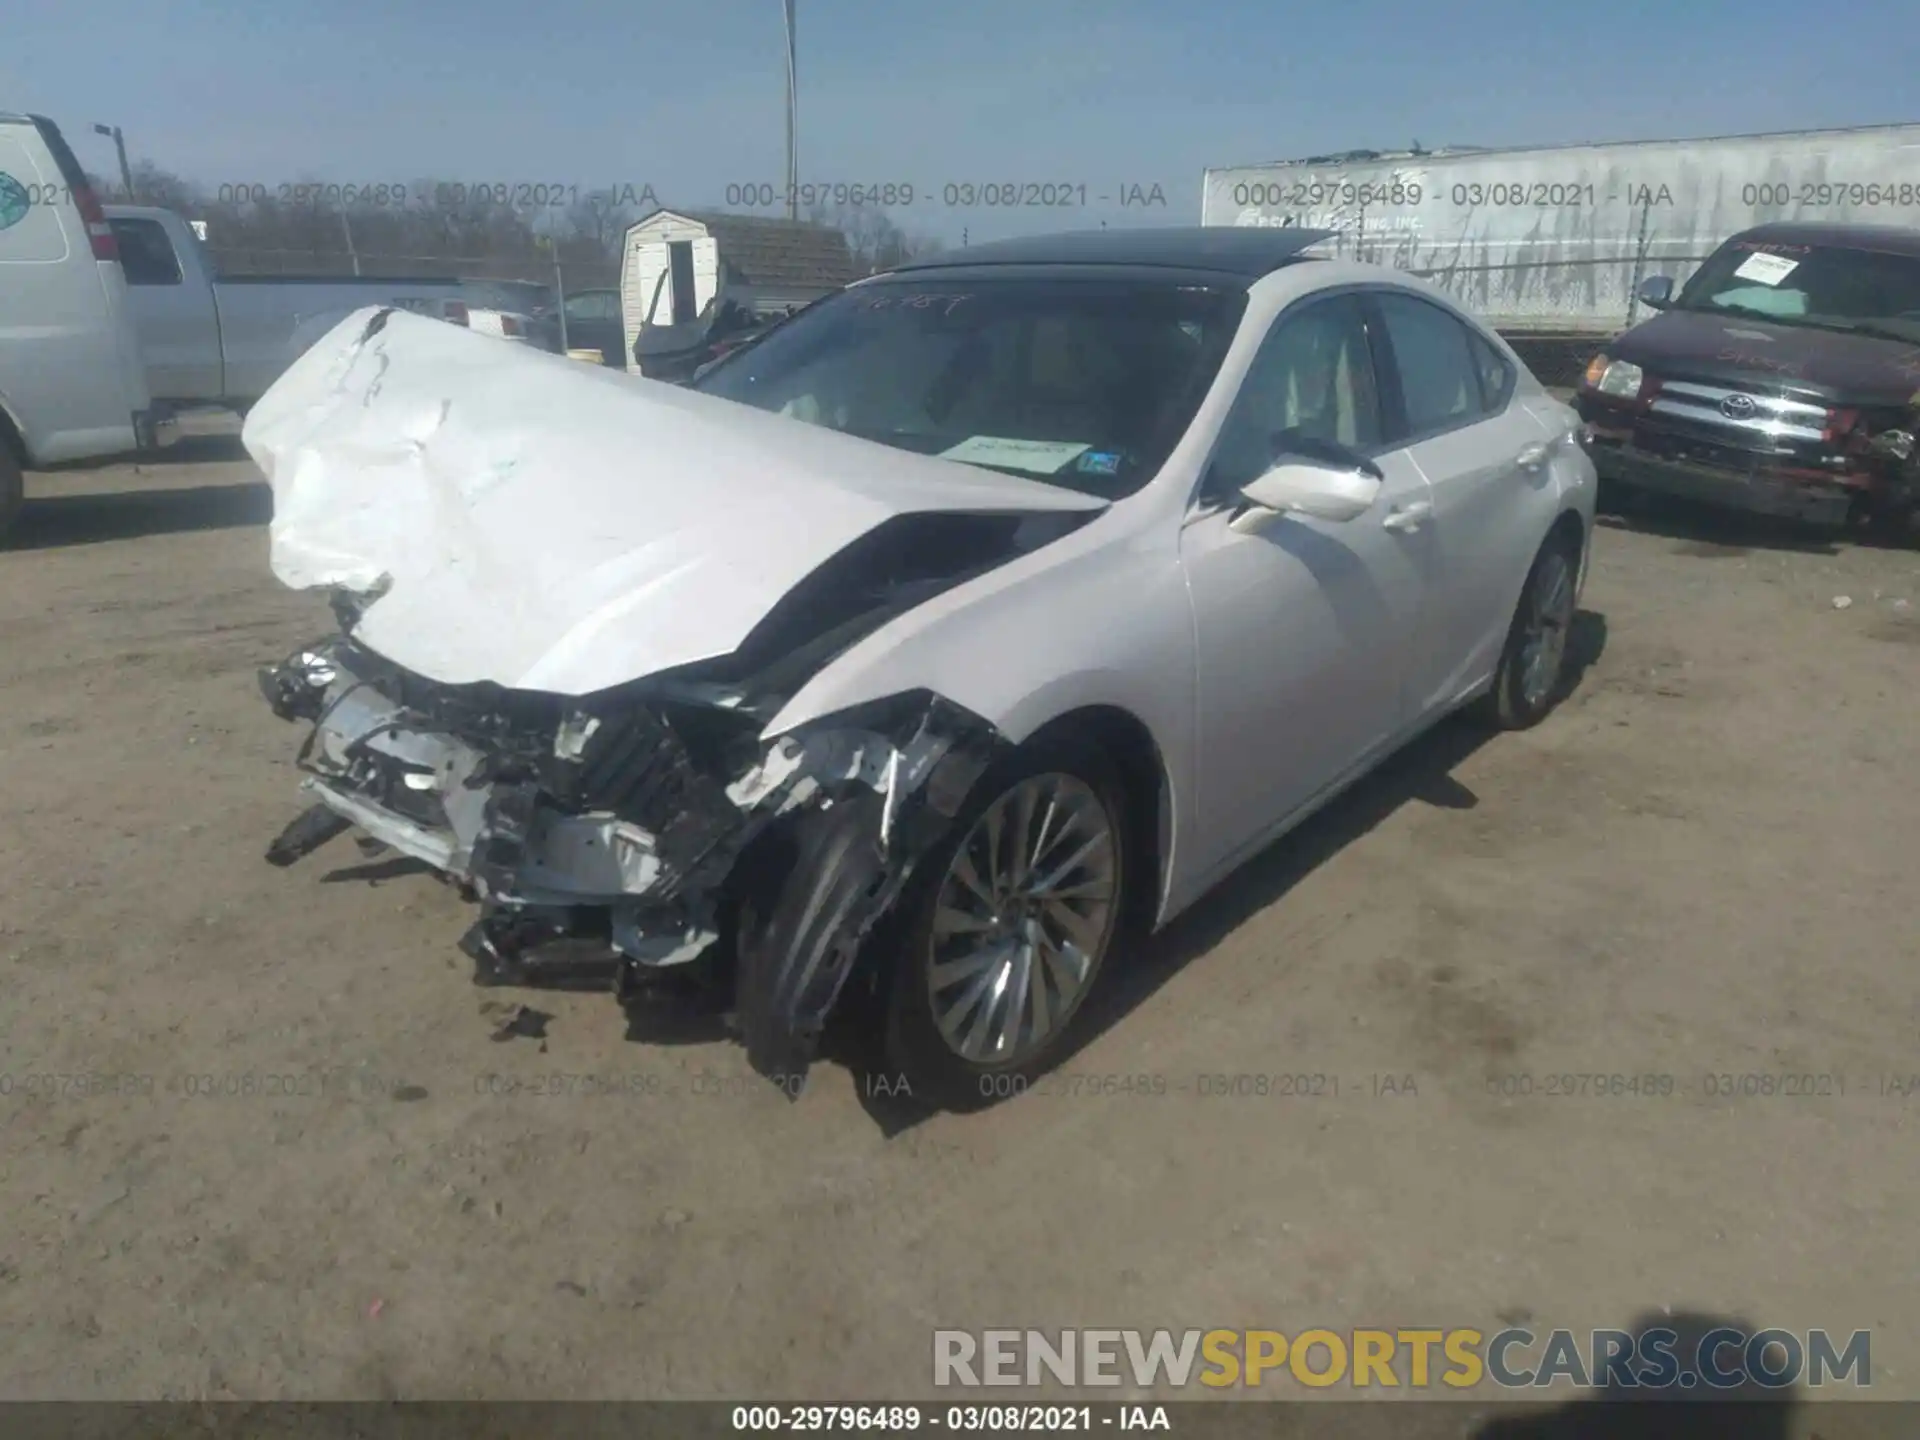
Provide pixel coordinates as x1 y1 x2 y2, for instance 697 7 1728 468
1177 292 1436 883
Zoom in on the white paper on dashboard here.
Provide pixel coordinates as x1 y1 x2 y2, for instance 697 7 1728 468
937 436 1092 474
1732 252 1800 286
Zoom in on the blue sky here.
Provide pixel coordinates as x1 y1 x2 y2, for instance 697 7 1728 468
6 0 1914 244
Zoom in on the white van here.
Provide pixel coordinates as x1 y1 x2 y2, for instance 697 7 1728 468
0 112 154 536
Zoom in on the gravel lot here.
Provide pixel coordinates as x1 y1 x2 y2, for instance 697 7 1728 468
1 427 1916 1418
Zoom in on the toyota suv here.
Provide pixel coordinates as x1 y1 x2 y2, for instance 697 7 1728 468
1576 223 1920 534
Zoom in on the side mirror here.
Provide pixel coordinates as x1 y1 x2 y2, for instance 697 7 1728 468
1637 275 1674 310
1233 459 1382 533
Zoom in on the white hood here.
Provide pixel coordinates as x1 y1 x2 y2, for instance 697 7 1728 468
243 307 1105 695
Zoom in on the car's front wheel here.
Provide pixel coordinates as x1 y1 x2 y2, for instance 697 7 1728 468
881 734 1131 1110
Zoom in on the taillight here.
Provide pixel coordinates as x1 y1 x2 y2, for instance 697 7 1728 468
443 301 469 327
501 314 522 337
73 183 117 261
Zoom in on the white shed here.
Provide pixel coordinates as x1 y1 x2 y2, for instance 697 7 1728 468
618 208 858 373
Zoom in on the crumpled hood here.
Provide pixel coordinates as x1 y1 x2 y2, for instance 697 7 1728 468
243 307 1105 695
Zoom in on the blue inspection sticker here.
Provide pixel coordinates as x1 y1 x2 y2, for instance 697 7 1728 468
1076 450 1123 476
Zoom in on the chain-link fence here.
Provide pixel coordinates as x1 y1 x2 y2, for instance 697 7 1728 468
207 246 619 291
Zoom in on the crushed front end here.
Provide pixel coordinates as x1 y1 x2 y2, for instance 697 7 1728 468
1577 366 1920 530
258 636 999 1091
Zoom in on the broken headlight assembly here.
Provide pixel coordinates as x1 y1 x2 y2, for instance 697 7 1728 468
1582 354 1645 400
257 635 1007 1087
1867 428 1915 461
257 646 338 723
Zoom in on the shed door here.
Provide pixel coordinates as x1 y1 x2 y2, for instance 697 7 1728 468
691 235 720 315
667 241 696 324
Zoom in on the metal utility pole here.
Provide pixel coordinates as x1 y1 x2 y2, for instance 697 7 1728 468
782 0 798 220
93 124 134 200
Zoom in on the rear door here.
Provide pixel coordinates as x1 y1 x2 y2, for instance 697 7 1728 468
108 214 222 403
0 117 145 462
1364 288 1558 714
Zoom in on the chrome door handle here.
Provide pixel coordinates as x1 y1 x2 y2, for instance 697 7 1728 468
1383 501 1432 533
1515 442 1550 469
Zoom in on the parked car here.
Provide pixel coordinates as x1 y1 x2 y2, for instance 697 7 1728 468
102 205 556 419
469 279 563 354
246 227 1595 1108
1577 223 1920 531
0 112 156 537
464 304 545 348
558 287 624 367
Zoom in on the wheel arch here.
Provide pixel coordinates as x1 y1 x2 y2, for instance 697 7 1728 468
1546 505 1589 602
1018 702 1174 935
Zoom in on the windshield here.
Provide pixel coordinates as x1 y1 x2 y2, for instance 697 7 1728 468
689 275 1247 497
1676 238 1920 339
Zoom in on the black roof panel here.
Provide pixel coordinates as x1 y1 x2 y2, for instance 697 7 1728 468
889 226 1337 279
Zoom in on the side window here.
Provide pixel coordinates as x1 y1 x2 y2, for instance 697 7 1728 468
1468 329 1516 413
108 219 183 286
1206 295 1382 496
1373 292 1482 436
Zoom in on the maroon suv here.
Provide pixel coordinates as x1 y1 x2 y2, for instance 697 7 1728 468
1575 223 1920 531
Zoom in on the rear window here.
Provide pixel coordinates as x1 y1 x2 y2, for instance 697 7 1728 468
1469 330 1516 413
1374 291 1483 436
0 120 74 263
108 217 182 285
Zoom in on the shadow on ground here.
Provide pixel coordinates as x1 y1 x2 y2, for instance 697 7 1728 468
1469 1311 1804 1439
847 608 1609 1133
7 480 271 550
1599 479 1917 557
295 601 1612 1131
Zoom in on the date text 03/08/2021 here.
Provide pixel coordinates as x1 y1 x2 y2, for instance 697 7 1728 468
730 1406 1169 1432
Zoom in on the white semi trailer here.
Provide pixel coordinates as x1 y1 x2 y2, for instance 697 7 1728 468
1201 123 1920 340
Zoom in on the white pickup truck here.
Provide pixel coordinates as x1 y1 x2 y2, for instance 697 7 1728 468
104 205 558 416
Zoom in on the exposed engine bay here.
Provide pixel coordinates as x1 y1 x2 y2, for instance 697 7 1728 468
256 506 1105 1092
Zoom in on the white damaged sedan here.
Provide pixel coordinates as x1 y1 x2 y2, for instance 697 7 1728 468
248 227 1595 1108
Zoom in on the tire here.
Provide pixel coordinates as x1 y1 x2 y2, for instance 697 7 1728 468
1478 531 1580 730
0 444 23 545
879 731 1132 1111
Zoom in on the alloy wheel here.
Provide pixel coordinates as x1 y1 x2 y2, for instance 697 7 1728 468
924 772 1119 1064
1518 549 1575 709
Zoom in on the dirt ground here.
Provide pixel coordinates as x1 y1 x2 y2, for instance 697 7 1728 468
1 424 1917 1413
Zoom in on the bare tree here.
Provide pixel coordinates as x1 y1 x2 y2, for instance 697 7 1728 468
123 160 198 211
76 149 637 285
805 200 944 274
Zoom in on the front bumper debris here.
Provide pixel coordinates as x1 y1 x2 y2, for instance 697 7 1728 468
1587 441 1857 525
257 637 998 1092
